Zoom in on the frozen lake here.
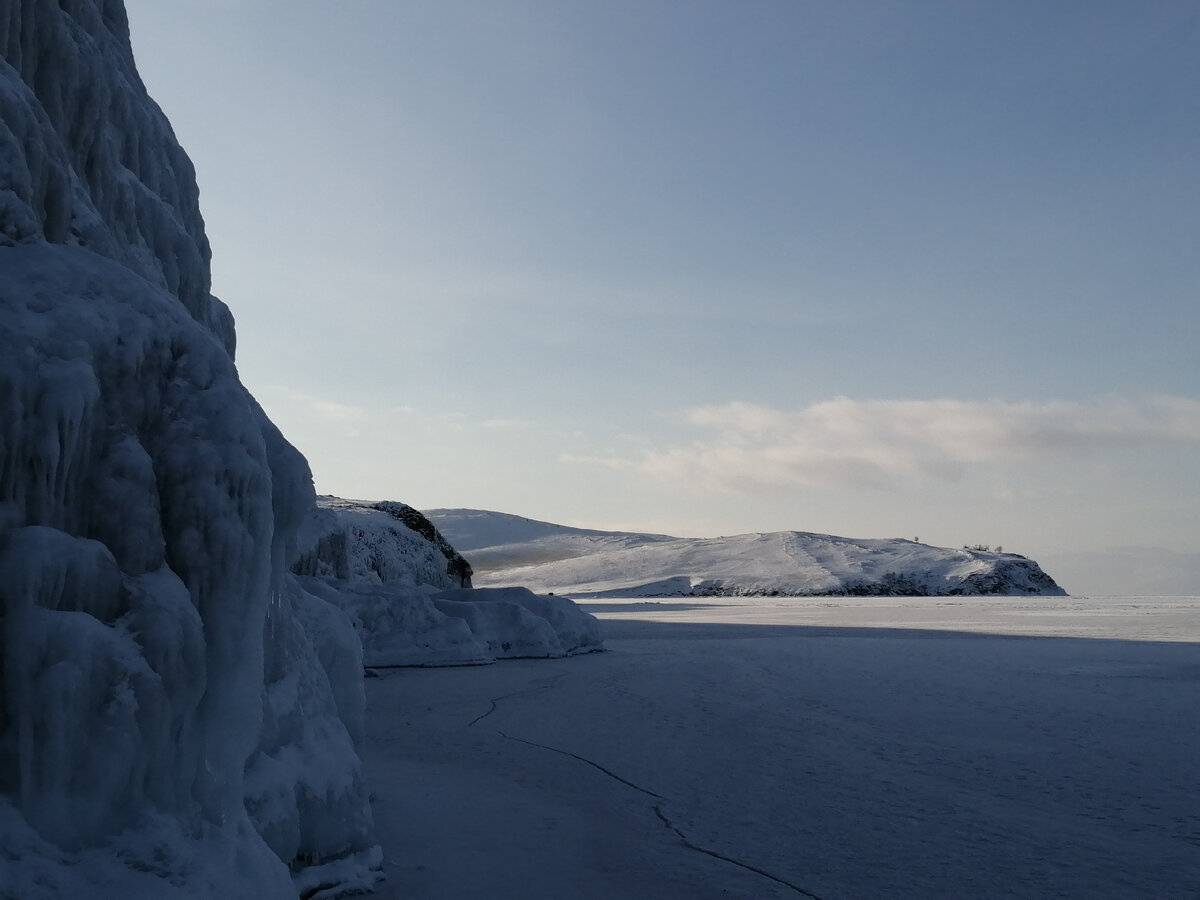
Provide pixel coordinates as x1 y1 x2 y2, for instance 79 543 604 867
365 595 1200 898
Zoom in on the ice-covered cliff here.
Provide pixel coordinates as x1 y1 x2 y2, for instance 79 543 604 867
1 4 375 896
427 509 1068 598
295 498 603 666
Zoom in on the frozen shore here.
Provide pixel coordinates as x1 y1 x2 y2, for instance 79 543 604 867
364 594 1200 899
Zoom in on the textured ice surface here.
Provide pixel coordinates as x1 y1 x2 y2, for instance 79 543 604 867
367 596 1200 898
300 577 492 668
295 497 472 590
433 587 605 658
296 499 604 666
1 5 374 896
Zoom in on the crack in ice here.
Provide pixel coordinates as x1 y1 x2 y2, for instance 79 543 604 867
495 730 665 799
652 804 827 900
467 676 567 728
477 683 827 899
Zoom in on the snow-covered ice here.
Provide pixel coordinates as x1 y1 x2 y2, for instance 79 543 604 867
363 593 1200 899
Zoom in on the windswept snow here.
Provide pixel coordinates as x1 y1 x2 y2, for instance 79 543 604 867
427 509 1065 597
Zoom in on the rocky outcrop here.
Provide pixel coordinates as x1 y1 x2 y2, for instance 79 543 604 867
293 497 603 666
294 497 471 589
373 501 473 588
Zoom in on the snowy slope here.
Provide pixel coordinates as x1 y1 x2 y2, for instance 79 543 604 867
0 6 375 897
296 497 474 590
426 509 1066 597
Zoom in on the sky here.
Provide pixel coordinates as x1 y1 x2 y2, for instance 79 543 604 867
122 1 1200 594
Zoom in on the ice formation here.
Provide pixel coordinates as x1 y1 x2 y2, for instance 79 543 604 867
295 498 604 666
0 4 374 896
0 8 608 893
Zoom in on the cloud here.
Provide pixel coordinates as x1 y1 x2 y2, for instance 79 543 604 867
581 396 1200 492
481 417 533 430
258 387 550 438
258 386 368 435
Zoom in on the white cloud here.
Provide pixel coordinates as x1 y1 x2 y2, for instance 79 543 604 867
582 396 1200 492
257 386 368 436
257 388 548 439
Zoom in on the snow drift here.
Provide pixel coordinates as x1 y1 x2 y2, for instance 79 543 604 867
427 509 1067 597
294 498 604 666
0 5 374 896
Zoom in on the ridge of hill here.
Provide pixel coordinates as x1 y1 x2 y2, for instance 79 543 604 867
425 509 1066 598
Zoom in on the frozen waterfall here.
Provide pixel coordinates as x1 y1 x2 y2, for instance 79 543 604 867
1 3 375 896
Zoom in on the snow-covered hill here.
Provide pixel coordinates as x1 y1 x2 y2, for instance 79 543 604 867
427 509 1067 597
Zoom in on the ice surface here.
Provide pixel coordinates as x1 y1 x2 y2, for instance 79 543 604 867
1 5 375 896
428 507 1066 597
364 594 1200 898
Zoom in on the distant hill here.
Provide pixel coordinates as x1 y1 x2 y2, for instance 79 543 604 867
425 509 1067 597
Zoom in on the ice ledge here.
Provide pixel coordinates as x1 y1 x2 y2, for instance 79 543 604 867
293 497 605 666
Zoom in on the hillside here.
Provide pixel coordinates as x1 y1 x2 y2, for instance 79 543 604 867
426 509 1066 597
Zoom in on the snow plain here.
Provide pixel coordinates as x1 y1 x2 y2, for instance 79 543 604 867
365 593 1200 899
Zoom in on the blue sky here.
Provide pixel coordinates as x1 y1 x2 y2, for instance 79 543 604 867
124 1 1200 593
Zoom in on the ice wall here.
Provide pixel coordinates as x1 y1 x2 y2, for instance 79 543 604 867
0 3 374 896
294 497 604 666
0 0 234 350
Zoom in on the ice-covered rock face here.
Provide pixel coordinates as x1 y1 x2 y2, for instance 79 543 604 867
0 3 374 896
295 497 473 590
295 497 604 666
0 0 234 351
